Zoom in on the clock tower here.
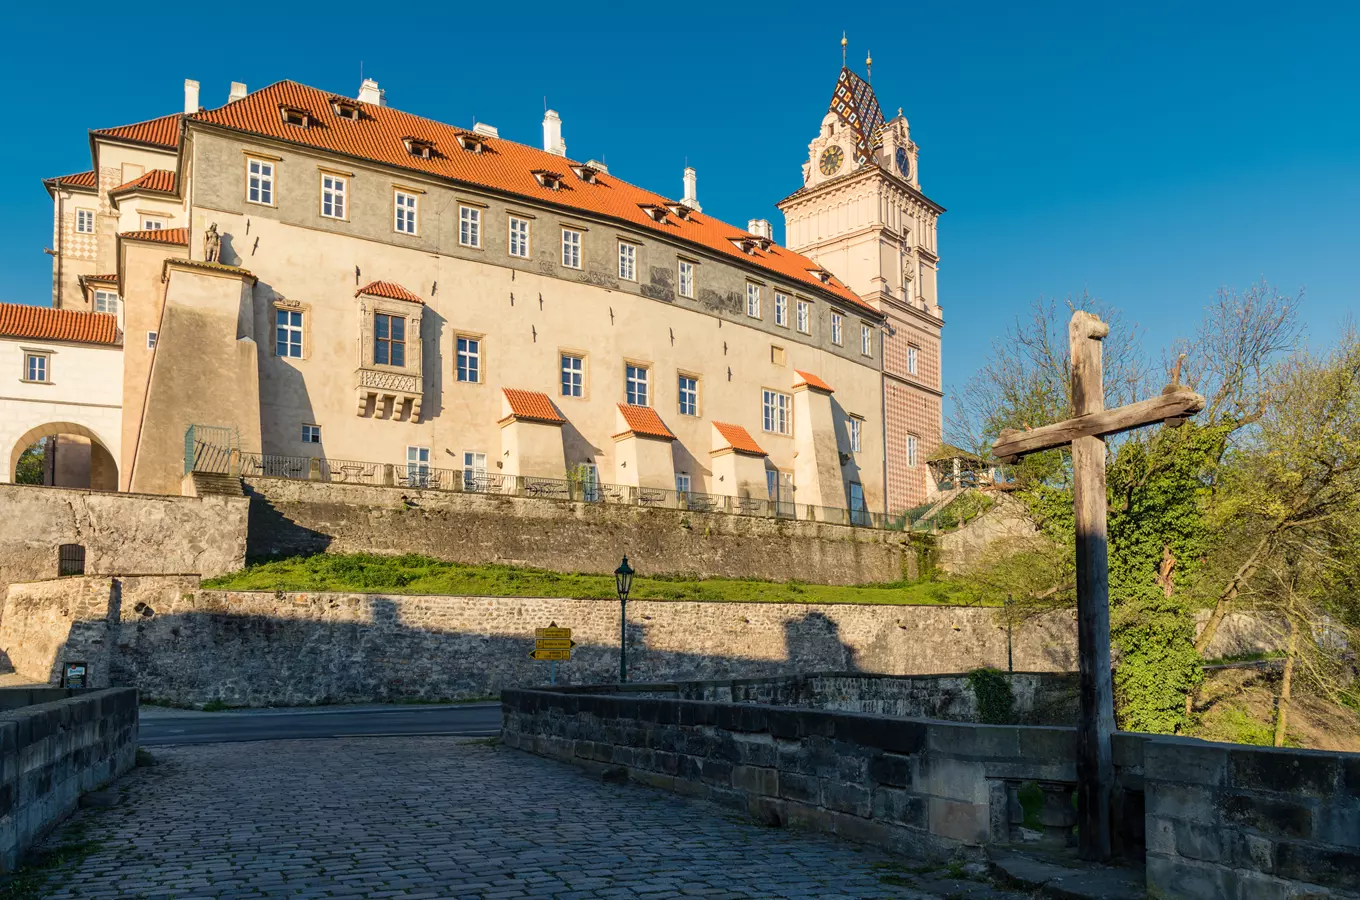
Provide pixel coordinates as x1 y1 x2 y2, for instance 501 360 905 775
778 61 945 512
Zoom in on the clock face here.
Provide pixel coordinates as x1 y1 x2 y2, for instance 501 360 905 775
895 147 911 179
819 145 844 176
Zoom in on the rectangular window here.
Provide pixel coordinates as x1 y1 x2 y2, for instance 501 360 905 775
394 191 419 235
850 482 866 523
462 451 488 492
774 293 788 327
580 462 600 502
907 344 919 376
302 424 321 444
141 218 165 231
766 469 779 500
906 434 919 468
275 309 303 358
861 323 873 356
406 446 431 488
746 283 762 318
374 313 406 367
831 312 843 346
561 354 584 397
626 364 649 406
849 417 862 453
797 300 811 334
146 331 158 349
321 174 346 219
75 209 95 234
618 242 636 281
508 216 530 258
247 158 274 205
561 229 582 268
677 374 698 416
459 206 481 247
675 473 691 494
762 389 791 435
678 260 695 298
23 353 48 383
93 290 117 314
456 336 481 383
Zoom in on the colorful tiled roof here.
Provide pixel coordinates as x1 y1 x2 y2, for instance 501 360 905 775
793 370 834 393
0 303 120 346
616 404 675 440
191 81 874 313
92 113 182 149
112 169 177 194
501 388 565 424
828 67 887 165
120 227 188 245
712 421 767 456
356 280 424 304
45 170 97 189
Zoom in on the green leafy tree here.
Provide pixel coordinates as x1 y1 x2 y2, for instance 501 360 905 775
14 442 44 484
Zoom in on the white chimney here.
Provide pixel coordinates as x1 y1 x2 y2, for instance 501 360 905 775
747 219 772 240
357 78 384 106
184 79 200 115
472 122 499 138
586 159 609 174
228 82 247 103
681 167 701 211
543 109 566 157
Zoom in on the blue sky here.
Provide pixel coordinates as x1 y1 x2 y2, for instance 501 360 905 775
4 1 1356 418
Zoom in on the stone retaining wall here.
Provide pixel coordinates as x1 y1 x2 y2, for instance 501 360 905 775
0 687 139 872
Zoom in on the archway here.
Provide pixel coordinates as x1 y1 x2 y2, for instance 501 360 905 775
8 421 119 491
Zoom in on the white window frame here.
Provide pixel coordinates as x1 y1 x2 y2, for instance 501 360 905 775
797 300 811 334
508 216 530 258
456 335 481 383
459 205 482 248
746 283 762 319
561 353 584 397
906 434 919 468
146 331 158 349
93 290 117 314
861 323 873 357
247 158 274 206
141 218 165 231
675 473 692 494
321 174 346 219
23 352 49 384
618 241 637 281
678 260 695 298
462 451 488 492
762 389 792 436
406 446 432 487
831 312 843 346
677 374 699 417
302 424 321 444
75 209 95 234
907 344 919 376
561 229 582 269
774 293 788 327
849 417 862 453
625 364 649 407
394 190 419 235
275 308 304 359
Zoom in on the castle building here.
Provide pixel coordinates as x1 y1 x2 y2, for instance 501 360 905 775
20 62 943 515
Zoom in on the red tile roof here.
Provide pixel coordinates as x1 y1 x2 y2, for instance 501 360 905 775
356 280 424 304
616 404 675 440
121 227 188 245
86 273 119 284
712 421 767 456
0 303 120 346
92 113 182 149
191 81 874 313
112 169 177 194
793 370 834 393
501 388 565 424
45 170 97 189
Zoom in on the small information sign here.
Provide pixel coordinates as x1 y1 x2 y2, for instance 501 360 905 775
62 661 88 689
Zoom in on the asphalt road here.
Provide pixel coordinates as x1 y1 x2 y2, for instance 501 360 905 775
138 702 502 745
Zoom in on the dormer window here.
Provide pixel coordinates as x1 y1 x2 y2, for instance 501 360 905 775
808 268 833 284
280 105 311 128
639 204 668 223
456 133 486 154
730 237 759 255
532 170 564 190
664 203 692 221
403 137 435 159
330 97 360 120
569 164 599 184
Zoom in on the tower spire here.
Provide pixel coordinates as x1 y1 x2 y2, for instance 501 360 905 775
866 49 873 82
841 32 847 67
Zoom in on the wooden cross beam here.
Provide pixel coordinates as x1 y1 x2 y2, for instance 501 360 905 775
990 311 1205 862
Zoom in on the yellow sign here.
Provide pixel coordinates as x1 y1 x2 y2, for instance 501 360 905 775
529 648 572 661
535 638 576 650
536 626 572 640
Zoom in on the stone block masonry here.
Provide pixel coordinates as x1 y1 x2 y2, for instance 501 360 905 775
244 477 918 586
0 687 139 872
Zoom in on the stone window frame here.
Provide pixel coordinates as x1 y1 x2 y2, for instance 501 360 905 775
677 258 697 299
75 208 96 234
559 348 588 400
746 282 763 319
770 345 787 367
774 292 790 328
831 311 844 346
907 343 920 376
561 227 583 269
272 298 311 360
796 298 812 335
906 433 919 468
676 370 701 418
848 414 864 454
21 348 52 385
617 239 638 282
455 332 485 384
860 321 874 358
393 185 423 236
358 295 423 376
508 215 532 258
318 168 350 222
458 204 483 249
761 387 793 436
624 359 651 407
245 154 279 207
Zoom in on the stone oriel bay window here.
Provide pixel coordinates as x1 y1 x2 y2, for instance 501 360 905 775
355 281 424 421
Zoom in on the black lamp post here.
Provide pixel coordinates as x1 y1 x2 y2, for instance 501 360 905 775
614 555 635 683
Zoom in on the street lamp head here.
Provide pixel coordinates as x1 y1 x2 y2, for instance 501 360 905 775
614 555 635 601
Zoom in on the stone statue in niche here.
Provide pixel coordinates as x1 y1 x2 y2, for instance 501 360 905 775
204 223 222 263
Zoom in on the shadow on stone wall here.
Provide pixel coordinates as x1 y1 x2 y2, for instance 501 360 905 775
244 486 333 561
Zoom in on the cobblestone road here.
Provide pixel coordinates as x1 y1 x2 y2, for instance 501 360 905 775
31 737 1024 899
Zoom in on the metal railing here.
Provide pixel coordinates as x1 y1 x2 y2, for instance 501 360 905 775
199 449 929 531
184 425 239 475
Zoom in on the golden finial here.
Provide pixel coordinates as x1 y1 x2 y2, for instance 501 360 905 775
866 50 873 81
841 32 847 67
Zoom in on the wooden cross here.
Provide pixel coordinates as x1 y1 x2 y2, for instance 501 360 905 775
991 311 1205 861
